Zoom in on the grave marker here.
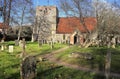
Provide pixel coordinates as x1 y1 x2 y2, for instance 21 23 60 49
9 45 13 53
20 56 37 79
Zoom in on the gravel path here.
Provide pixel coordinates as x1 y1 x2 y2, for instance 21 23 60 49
37 46 120 78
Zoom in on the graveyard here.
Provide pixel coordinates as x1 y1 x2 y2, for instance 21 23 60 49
0 0 120 79
0 41 120 79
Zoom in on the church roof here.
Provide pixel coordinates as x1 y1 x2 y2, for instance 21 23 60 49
0 23 9 29
56 17 96 34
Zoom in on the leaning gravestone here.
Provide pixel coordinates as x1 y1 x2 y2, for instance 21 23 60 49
20 56 37 79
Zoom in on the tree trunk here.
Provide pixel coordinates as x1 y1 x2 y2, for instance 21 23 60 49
31 34 34 42
105 49 111 79
105 41 111 79
7 0 12 26
17 6 26 41
18 27 21 40
22 38 26 58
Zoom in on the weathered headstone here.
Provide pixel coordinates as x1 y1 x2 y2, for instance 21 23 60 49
20 56 37 79
1 39 4 51
9 45 14 53
1 45 4 50
38 40 42 46
19 38 26 58
15 40 19 46
19 40 23 47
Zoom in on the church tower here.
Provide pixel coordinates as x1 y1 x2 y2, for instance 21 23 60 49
32 6 58 42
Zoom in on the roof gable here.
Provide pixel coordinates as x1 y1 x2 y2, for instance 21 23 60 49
57 17 96 34
0 23 9 29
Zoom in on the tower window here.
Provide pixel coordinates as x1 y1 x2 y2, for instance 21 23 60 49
40 10 42 12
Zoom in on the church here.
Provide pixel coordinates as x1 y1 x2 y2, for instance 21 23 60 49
33 6 96 44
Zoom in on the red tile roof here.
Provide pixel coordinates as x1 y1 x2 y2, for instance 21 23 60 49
56 17 97 34
0 23 9 29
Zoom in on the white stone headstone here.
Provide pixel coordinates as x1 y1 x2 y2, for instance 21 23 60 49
1 45 4 50
9 45 14 53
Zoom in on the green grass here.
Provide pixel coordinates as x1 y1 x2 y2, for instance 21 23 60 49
36 62 105 79
55 46 120 73
0 52 20 79
0 41 67 79
2 41 67 55
0 41 120 79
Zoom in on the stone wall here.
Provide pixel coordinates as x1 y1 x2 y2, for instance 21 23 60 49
55 34 70 43
35 6 58 42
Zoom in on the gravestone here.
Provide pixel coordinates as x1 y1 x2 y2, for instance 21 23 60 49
15 40 19 46
20 56 37 79
1 39 4 50
1 45 4 50
38 40 42 46
9 45 14 53
19 40 23 47
19 38 26 58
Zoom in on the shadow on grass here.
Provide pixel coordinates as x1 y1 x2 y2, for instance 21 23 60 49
5 72 20 79
93 74 105 79
89 47 107 71
90 47 120 73
0 63 20 79
36 66 63 79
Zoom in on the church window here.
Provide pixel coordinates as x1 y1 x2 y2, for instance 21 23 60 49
63 34 65 40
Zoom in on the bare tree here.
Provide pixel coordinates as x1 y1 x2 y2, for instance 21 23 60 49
0 0 12 40
59 0 120 48
35 15 51 46
93 0 120 46
93 1 120 79
10 0 34 41
59 0 97 48
59 0 120 78
32 6 55 48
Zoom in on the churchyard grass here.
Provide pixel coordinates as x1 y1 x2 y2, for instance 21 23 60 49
36 62 105 79
0 41 120 79
0 41 67 79
55 45 120 73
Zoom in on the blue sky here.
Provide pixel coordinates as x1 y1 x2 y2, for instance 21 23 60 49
33 0 119 6
33 0 66 17
33 0 57 7
1 0 119 21
33 0 119 17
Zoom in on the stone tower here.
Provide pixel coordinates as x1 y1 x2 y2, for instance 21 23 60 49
32 6 58 42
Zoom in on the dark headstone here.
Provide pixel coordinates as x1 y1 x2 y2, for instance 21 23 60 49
20 56 37 79
38 40 42 46
15 40 19 46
